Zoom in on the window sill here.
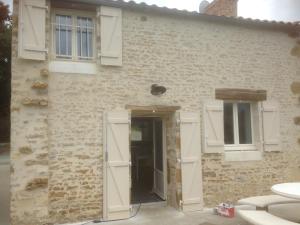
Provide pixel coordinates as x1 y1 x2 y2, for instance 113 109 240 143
224 150 262 162
225 144 257 151
49 60 97 75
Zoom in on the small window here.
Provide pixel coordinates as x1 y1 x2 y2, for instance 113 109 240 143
55 15 72 58
224 102 254 150
77 17 93 59
52 13 95 60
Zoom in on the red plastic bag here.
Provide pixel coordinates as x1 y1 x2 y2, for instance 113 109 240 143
215 203 235 218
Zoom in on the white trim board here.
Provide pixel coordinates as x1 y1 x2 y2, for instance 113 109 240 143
225 151 262 162
49 61 97 75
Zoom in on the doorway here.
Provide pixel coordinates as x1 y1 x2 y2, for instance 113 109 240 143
130 117 166 204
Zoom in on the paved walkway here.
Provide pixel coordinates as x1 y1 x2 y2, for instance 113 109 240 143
0 146 10 225
0 150 9 165
63 205 249 225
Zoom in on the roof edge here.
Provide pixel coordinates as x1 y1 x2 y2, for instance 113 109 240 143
60 0 300 33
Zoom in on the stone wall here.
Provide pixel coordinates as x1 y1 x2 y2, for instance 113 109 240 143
11 2 300 225
165 112 181 209
204 0 238 17
10 0 50 224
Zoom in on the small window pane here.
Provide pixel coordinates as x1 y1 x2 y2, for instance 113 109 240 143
224 103 234 144
77 17 93 59
238 103 252 144
55 15 72 58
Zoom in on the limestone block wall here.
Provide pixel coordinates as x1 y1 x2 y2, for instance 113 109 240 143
11 2 300 225
47 9 300 217
10 0 50 224
165 112 181 209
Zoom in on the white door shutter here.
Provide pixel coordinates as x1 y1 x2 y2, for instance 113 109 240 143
100 6 122 66
262 101 281 152
203 100 224 153
104 111 130 220
18 0 47 60
179 112 203 212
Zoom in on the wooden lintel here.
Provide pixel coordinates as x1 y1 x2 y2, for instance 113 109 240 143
215 88 267 101
51 0 96 11
125 105 181 112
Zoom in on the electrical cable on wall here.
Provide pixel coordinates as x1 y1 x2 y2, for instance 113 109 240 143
80 202 142 225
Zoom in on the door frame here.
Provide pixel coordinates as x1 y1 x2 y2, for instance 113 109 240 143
130 115 168 202
103 111 108 219
103 112 169 219
152 117 167 200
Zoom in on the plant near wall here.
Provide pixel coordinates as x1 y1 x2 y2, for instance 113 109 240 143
0 1 11 82
0 1 11 142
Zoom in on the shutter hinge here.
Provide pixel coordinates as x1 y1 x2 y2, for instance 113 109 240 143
176 119 181 126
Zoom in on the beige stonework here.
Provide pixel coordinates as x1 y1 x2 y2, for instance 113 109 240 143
11 1 300 225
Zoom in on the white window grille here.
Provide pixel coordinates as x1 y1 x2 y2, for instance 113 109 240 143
55 15 72 58
77 17 93 59
52 13 95 60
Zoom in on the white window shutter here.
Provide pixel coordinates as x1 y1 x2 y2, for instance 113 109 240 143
18 0 47 60
262 101 281 152
251 102 264 152
100 6 122 66
203 100 224 153
179 112 203 212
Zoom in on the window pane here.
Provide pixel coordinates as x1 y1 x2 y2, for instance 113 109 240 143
55 15 72 57
224 103 234 144
238 103 252 144
77 17 93 59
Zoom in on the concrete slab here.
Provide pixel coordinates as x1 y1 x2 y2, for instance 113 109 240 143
0 163 10 225
60 205 249 225
0 144 9 165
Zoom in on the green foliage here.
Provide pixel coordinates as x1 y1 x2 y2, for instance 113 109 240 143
0 1 11 106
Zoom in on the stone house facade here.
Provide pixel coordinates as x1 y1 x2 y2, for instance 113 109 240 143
11 0 300 224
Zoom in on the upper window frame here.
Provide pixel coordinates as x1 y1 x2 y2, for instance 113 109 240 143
50 9 97 62
224 101 256 151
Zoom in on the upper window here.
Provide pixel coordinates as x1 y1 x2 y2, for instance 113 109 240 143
224 102 254 149
55 15 72 58
53 13 94 60
77 17 94 59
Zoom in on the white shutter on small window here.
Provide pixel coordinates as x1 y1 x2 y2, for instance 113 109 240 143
252 103 264 151
100 6 122 66
18 0 47 60
262 101 281 152
203 100 224 153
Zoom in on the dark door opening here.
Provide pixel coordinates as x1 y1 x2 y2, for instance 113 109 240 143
130 117 165 204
